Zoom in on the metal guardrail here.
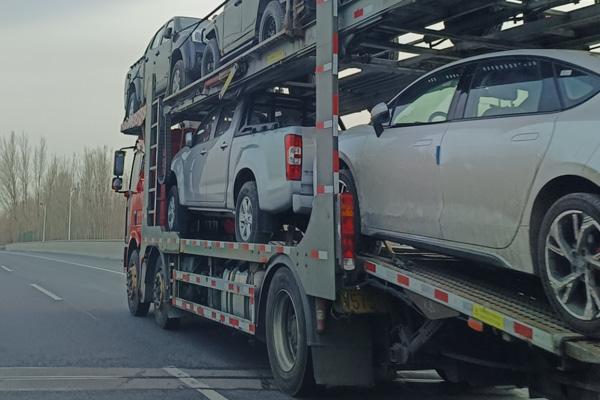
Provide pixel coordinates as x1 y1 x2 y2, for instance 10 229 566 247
4 240 123 261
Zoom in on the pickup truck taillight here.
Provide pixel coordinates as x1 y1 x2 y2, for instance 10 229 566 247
340 192 356 271
285 134 303 181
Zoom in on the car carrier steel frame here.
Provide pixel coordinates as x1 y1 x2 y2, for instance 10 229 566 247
119 0 600 398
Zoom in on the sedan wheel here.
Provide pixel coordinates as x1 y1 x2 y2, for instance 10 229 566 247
545 210 600 321
539 193 600 337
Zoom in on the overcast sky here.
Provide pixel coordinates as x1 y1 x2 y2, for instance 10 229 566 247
0 0 220 156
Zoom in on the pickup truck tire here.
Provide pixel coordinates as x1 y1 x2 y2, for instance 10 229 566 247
235 181 270 243
259 1 285 42
538 193 600 338
169 60 185 95
201 38 221 78
152 256 180 330
266 268 315 396
126 249 150 317
167 186 189 234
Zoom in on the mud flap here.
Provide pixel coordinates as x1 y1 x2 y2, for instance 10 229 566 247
310 316 374 387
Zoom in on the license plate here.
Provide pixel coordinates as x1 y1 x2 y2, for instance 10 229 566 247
337 288 379 314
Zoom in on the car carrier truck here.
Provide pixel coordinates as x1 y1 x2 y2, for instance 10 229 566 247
114 0 600 398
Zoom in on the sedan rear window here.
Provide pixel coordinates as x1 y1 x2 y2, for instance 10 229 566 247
554 63 600 109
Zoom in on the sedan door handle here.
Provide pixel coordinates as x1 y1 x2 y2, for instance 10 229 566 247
200 149 207 156
220 142 229 150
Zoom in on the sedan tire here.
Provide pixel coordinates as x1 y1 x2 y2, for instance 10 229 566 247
538 193 600 338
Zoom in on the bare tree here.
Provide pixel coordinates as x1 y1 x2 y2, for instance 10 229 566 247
0 132 20 241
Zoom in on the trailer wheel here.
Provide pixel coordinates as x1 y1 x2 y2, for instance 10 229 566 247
126 249 150 317
235 181 270 243
152 256 180 330
167 186 189 234
538 193 600 338
201 38 221 78
266 268 314 395
169 60 185 95
259 1 285 42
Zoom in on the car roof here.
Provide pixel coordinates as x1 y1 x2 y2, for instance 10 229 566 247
431 49 600 75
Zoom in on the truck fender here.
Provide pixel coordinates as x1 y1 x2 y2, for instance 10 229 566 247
228 149 267 210
256 255 317 345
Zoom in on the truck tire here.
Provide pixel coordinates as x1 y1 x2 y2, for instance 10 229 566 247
538 193 600 338
167 186 189 234
201 38 221 78
235 181 270 243
169 59 185 95
266 268 314 395
126 249 150 317
259 1 285 42
152 256 180 330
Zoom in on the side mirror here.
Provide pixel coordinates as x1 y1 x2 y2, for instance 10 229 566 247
112 177 123 192
185 131 193 147
370 102 390 138
113 150 126 177
163 27 173 40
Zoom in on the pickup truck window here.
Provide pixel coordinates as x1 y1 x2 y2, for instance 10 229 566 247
151 26 165 49
246 96 314 128
215 105 236 137
194 110 218 145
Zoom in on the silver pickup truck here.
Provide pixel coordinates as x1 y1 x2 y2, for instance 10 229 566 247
169 92 315 243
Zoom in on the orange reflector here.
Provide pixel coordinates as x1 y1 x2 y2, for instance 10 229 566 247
467 318 484 333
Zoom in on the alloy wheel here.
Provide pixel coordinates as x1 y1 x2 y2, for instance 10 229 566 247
153 271 165 310
126 262 138 301
167 196 176 230
545 210 600 321
172 69 182 93
262 16 277 40
238 196 253 241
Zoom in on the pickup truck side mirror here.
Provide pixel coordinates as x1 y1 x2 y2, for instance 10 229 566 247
185 131 193 147
370 102 390 138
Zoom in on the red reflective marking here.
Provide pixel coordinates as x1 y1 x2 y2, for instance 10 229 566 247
230 318 239 328
397 274 410 287
211 280 217 287
316 0 326 5
316 121 325 129
249 324 256 334
197 306 204 316
242 243 250 251
353 8 364 18
276 246 284 254
212 311 216 319
228 283 234 291
364 261 376 273
227 242 234 249
310 249 319 259
317 185 325 194
514 322 533 339
220 315 225 323
332 32 339 55
434 289 449 303
215 241 221 248
249 297 255 305
332 94 339 116
183 273 190 282
258 244 266 253
249 287 255 296
315 64 325 74
333 150 340 172
171 298 176 305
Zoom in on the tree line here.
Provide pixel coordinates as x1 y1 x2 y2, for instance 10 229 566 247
0 132 126 244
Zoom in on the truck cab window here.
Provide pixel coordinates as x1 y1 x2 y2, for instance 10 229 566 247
195 110 218 145
129 151 144 192
215 105 236 137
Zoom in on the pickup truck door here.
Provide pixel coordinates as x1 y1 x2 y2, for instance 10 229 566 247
183 109 219 204
200 104 238 205
153 20 174 94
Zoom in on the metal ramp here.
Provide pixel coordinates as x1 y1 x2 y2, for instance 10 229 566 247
360 252 600 364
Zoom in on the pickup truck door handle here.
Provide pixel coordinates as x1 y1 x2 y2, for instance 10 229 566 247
155 50 160 56
200 149 207 156
220 142 229 150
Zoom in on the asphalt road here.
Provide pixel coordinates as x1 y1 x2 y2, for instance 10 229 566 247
0 250 534 400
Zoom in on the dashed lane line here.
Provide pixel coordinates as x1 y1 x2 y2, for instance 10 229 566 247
164 367 230 400
3 252 124 276
1 265 12 272
30 284 63 301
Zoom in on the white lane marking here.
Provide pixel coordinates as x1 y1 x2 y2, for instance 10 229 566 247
5 252 124 276
30 284 62 301
164 367 229 400
1 265 12 272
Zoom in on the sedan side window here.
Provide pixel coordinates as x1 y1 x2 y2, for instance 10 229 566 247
391 69 462 125
554 63 600 109
465 59 547 118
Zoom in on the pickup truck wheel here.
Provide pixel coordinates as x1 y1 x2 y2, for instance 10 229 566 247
169 60 185 95
266 268 314 396
339 169 378 253
538 193 600 338
259 1 285 42
201 38 221 78
167 186 189 234
153 256 180 330
235 181 270 243
126 249 150 317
